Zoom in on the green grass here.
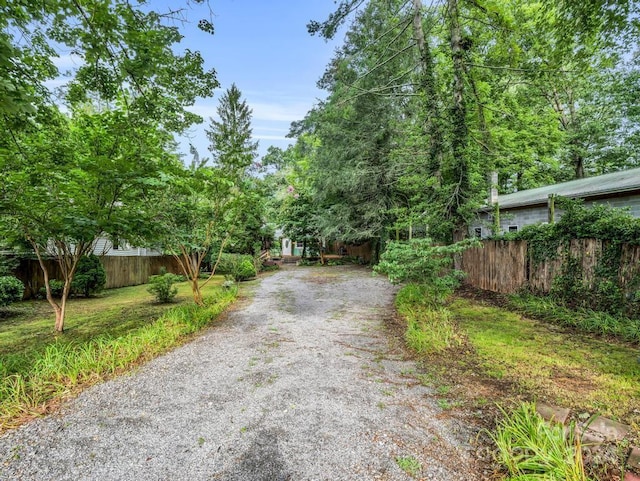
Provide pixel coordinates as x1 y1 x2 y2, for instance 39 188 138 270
491 403 589 481
396 284 462 354
508 293 640 343
449 298 640 429
0 278 235 430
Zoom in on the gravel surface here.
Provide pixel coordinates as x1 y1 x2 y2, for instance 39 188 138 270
0 265 480 480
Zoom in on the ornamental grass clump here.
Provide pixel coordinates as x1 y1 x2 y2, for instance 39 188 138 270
491 403 590 481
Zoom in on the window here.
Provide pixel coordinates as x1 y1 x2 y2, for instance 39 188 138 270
508 225 518 233
474 227 482 238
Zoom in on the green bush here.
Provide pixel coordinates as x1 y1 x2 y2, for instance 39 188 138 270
147 269 181 303
216 253 257 281
235 259 257 281
0 276 24 307
375 238 478 304
71 255 106 297
39 279 65 299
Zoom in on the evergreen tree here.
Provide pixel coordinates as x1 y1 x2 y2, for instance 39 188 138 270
206 84 259 180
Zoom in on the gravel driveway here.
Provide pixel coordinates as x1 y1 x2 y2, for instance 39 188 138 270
0 266 480 480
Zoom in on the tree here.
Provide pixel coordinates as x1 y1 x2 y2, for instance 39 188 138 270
1 1 218 129
0 108 174 331
1 1 220 332
304 0 639 250
205 84 266 256
206 83 259 179
152 162 236 306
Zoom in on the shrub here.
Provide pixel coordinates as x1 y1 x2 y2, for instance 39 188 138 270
39 279 65 299
491 403 588 481
235 259 257 281
147 269 181 303
376 238 478 304
216 253 257 281
71 255 106 297
0 276 24 307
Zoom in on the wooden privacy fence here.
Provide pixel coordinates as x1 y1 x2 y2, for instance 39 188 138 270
13 255 182 299
461 240 528 293
461 239 640 295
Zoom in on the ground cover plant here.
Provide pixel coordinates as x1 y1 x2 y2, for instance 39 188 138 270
0 278 235 431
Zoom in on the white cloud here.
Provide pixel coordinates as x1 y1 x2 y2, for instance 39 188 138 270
250 101 310 122
51 54 83 70
254 134 290 141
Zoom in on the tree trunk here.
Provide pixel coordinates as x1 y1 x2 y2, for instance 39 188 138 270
192 278 204 306
31 241 66 332
55 279 73 332
573 152 585 179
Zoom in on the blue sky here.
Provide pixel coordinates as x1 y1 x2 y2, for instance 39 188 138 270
167 0 342 160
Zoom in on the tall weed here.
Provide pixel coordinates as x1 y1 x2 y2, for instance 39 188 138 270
509 293 640 343
396 283 462 354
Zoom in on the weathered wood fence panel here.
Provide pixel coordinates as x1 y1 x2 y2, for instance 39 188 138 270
462 239 640 296
346 242 373 263
13 256 182 299
461 240 528 293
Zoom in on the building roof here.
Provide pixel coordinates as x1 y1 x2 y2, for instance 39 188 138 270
492 167 640 210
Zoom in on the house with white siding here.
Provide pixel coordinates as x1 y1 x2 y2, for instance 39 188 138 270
92 237 161 257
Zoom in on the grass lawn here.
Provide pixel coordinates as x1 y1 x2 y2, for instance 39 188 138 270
449 298 640 431
0 279 225 359
0 277 235 430
393 288 640 478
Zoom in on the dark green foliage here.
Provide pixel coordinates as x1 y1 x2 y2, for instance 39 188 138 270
39 280 65 299
0 276 24 307
504 198 640 250
147 269 181 303
71 255 106 297
509 293 640 343
0 256 19 276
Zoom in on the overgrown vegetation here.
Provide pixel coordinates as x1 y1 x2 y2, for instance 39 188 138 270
500 199 640 318
508 293 640 343
376 239 476 353
0 280 235 431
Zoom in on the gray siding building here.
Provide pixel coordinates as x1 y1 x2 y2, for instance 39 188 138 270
470 168 640 238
